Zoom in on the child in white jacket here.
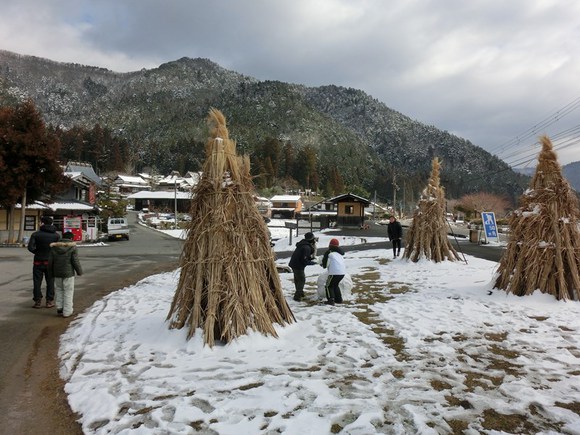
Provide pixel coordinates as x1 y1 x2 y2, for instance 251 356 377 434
321 238 346 305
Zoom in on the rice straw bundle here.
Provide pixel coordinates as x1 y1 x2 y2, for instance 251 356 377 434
494 135 580 301
403 158 461 262
167 108 295 346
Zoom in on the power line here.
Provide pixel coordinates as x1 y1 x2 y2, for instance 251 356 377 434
488 96 580 158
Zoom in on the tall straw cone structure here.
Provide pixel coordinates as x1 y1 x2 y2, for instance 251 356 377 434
494 135 580 301
167 108 295 346
403 158 461 262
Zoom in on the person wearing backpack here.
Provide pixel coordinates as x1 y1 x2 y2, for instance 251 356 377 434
48 231 83 317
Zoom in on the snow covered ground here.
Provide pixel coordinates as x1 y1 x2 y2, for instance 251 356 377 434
59 232 580 434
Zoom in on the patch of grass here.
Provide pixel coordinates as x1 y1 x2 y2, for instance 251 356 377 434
431 380 453 391
445 418 469 433
392 369 405 379
189 420 204 431
462 371 503 392
352 270 381 282
288 365 321 372
486 357 522 377
555 401 580 415
484 332 508 342
152 394 177 400
445 395 473 409
558 325 574 332
452 334 469 342
528 315 549 321
389 285 412 294
330 423 343 433
134 406 156 415
238 382 264 391
480 408 537 433
264 411 278 417
488 344 520 359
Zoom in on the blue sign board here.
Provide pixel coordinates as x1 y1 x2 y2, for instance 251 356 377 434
481 212 498 242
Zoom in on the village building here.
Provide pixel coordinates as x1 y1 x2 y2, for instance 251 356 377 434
329 193 371 228
270 195 303 219
113 174 151 196
126 190 192 213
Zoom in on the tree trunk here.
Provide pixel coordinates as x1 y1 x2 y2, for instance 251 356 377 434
7 205 15 244
17 188 27 244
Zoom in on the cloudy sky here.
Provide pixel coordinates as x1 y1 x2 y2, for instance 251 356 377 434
2 0 579 165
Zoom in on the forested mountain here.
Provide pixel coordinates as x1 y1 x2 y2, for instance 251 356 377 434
0 49 528 203
563 162 580 192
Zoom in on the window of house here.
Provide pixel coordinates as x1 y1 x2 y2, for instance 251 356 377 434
345 205 354 214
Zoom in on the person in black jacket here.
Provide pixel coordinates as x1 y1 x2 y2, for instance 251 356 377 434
387 216 403 258
288 232 317 301
27 216 61 308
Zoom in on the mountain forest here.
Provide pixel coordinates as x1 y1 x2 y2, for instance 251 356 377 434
0 49 531 206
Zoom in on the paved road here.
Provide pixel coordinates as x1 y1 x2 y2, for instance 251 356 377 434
0 212 183 434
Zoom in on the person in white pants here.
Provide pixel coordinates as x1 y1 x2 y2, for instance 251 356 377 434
48 232 83 317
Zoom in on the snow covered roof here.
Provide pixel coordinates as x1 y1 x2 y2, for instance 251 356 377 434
270 195 302 202
127 191 192 200
115 175 149 185
44 202 97 211
65 162 102 185
14 201 50 210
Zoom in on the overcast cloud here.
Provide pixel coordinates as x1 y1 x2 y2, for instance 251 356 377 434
1 0 579 165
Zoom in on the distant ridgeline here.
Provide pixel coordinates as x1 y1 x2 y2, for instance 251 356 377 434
0 49 529 203
515 163 580 193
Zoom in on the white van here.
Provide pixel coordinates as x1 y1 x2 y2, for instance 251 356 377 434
107 217 130 241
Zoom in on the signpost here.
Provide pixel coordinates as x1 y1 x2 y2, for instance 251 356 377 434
284 221 298 245
481 211 499 244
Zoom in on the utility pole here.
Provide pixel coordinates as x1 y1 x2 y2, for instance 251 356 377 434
392 174 399 217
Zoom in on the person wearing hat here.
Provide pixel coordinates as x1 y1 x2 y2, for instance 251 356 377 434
288 232 318 301
27 216 61 308
48 231 83 317
321 238 346 305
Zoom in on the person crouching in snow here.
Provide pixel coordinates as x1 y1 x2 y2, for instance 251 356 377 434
48 231 83 317
321 238 345 305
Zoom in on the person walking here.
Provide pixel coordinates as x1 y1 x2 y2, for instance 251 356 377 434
289 232 317 301
321 238 346 305
48 231 83 317
27 216 61 308
387 215 403 258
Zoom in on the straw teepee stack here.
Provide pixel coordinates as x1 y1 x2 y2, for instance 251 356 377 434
494 135 580 301
167 108 295 346
403 158 461 262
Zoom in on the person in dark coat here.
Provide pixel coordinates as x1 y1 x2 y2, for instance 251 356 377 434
387 216 403 258
288 232 317 301
27 216 61 308
49 231 83 317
